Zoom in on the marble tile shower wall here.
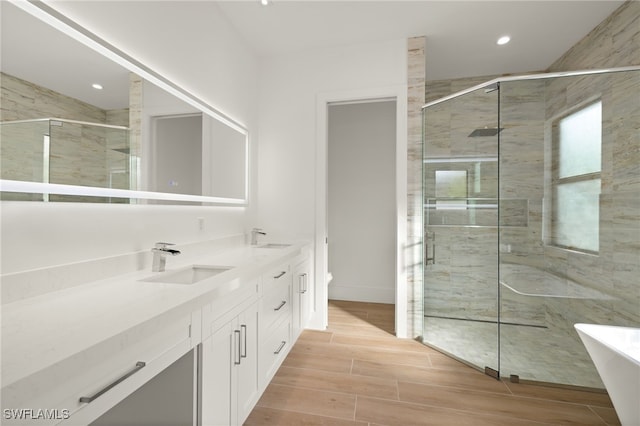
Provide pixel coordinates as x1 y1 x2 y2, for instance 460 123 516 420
0 72 130 201
423 1 640 334
542 71 639 330
424 71 639 331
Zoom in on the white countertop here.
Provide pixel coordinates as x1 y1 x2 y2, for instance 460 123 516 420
1 241 307 387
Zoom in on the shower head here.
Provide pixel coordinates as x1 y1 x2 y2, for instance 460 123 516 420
468 127 503 137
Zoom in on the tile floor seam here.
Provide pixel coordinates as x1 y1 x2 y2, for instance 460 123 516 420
500 389 614 408
394 379 513 398
353 394 358 421
277 382 399 402
265 380 362 400
396 378 613 412
253 405 361 424
586 404 614 426
355 394 561 426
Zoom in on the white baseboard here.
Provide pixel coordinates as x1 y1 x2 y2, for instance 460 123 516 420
328 284 395 304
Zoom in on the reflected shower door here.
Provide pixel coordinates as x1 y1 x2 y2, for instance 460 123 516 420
422 85 500 375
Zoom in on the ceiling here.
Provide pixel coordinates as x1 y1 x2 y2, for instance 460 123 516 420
215 0 625 80
0 1 625 112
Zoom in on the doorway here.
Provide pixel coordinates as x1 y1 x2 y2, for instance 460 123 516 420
327 100 397 305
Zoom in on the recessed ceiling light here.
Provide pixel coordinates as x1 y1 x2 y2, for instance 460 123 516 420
92 83 103 90
497 36 511 46
261 0 269 5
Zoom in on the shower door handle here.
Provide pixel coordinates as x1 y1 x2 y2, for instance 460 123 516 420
426 231 436 265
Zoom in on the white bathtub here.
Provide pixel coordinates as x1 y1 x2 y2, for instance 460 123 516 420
575 324 640 426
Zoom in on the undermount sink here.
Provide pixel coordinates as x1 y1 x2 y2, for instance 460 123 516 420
142 265 233 285
257 243 292 249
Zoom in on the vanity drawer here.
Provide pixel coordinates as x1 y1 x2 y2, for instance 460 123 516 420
258 317 291 389
2 312 192 426
261 264 291 297
260 278 291 333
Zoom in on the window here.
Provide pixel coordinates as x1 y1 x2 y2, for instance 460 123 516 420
552 101 602 253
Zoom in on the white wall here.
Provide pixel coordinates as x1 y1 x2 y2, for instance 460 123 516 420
256 39 407 240
256 39 407 328
328 101 397 303
1 2 259 274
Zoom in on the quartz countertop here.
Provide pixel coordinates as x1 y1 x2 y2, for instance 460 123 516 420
1 241 308 387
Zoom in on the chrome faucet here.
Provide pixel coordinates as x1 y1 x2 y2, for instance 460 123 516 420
251 228 266 245
151 242 181 272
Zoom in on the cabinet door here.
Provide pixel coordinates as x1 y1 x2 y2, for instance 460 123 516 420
201 321 236 426
236 301 259 425
292 260 312 339
299 270 311 329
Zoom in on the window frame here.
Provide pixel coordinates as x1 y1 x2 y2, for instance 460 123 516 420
550 99 602 255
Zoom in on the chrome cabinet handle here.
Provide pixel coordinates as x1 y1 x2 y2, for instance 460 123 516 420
274 341 286 355
240 324 247 359
274 271 286 279
234 329 241 365
79 361 146 403
299 274 307 294
274 300 286 311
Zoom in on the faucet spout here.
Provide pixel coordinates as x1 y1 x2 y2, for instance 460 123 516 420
151 242 181 272
251 228 267 245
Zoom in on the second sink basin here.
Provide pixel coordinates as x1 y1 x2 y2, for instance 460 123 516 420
142 265 233 285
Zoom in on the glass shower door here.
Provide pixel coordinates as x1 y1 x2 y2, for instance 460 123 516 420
422 85 500 375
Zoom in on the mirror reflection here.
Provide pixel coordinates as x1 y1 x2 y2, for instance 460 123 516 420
0 1 247 204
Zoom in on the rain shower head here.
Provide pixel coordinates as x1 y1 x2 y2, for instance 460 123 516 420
468 127 503 137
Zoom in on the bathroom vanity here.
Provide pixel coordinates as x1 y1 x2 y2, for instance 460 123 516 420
1 239 313 425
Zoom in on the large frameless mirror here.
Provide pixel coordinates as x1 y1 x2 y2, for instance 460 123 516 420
0 0 248 205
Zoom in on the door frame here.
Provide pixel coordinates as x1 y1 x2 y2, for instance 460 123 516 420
312 85 408 337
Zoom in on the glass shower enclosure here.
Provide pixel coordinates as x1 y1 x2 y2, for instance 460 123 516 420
421 67 640 389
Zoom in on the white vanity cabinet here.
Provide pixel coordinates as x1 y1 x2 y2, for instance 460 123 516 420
2 241 315 426
200 279 260 426
2 311 195 426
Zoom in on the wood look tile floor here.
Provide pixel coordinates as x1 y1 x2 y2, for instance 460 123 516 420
245 300 620 426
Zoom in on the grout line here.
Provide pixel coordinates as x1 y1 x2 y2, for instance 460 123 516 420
353 394 358 421
586 404 617 426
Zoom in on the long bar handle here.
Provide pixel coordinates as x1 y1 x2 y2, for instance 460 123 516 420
274 271 286 279
79 361 146 403
234 330 241 365
274 301 287 311
426 231 436 265
274 341 286 355
240 324 247 359
299 274 307 294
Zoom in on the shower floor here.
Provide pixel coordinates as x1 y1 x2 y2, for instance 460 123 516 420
423 316 604 389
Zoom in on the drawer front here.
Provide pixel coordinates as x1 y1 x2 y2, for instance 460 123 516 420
261 264 290 297
258 317 291 389
260 279 291 333
2 313 192 426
